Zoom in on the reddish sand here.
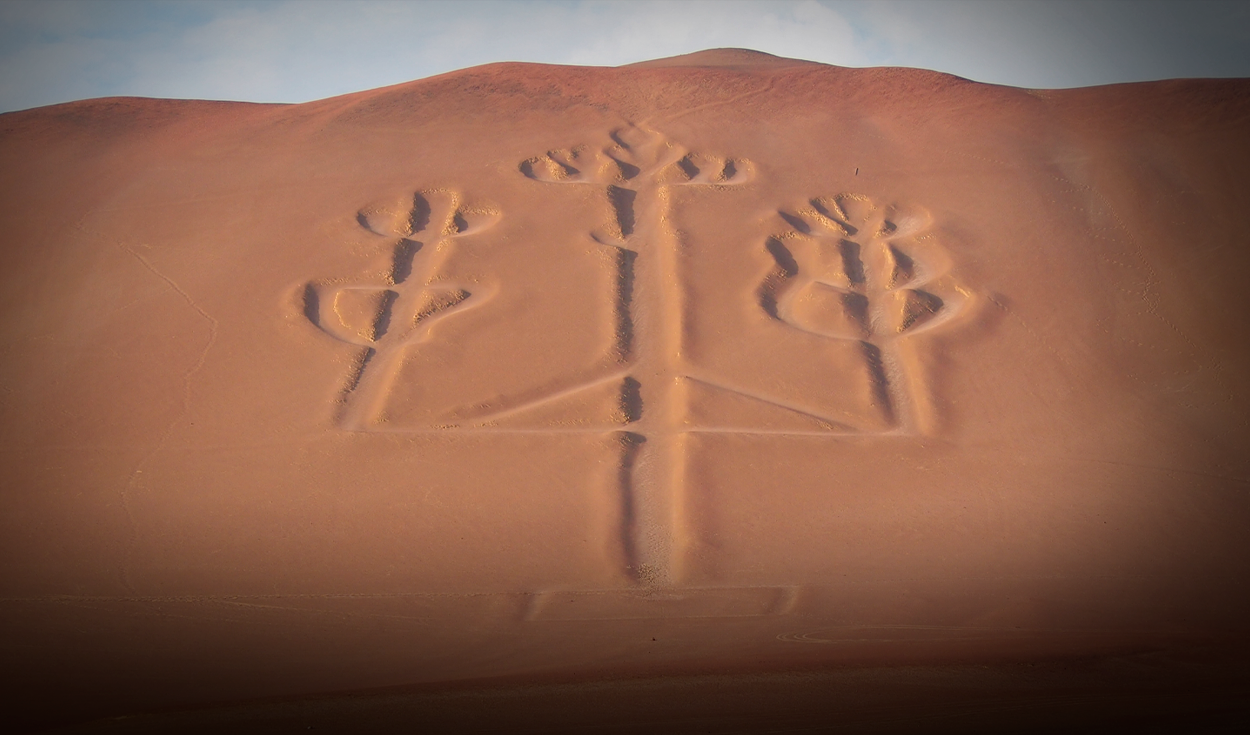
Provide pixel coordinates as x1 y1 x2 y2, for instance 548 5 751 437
2 49 1248 731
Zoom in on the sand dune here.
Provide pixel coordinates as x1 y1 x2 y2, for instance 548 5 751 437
2 49 1249 730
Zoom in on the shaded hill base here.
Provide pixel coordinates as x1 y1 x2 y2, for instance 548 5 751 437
46 646 1250 734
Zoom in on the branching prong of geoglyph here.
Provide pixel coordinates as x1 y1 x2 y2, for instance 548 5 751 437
761 193 972 434
304 189 501 429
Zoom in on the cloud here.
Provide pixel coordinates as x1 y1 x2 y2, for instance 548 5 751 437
554 0 868 68
0 0 1246 113
846 0 1250 89
0 0 871 111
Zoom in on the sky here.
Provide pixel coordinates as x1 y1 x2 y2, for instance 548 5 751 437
0 0 1247 113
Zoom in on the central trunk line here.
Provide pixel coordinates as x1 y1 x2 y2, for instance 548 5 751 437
620 183 686 586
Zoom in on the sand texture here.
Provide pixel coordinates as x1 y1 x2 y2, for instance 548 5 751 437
2 50 1249 730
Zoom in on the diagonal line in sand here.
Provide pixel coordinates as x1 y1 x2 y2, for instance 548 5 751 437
680 373 867 434
447 370 634 426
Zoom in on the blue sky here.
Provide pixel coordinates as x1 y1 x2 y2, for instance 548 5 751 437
0 0 1247 113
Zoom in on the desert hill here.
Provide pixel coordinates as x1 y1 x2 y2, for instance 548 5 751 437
2 49 1249 731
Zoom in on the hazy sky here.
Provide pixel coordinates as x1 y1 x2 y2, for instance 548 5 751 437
0 0 1247 113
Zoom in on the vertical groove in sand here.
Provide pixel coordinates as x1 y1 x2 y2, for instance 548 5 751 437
637 184 690 586
615 174 685 586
